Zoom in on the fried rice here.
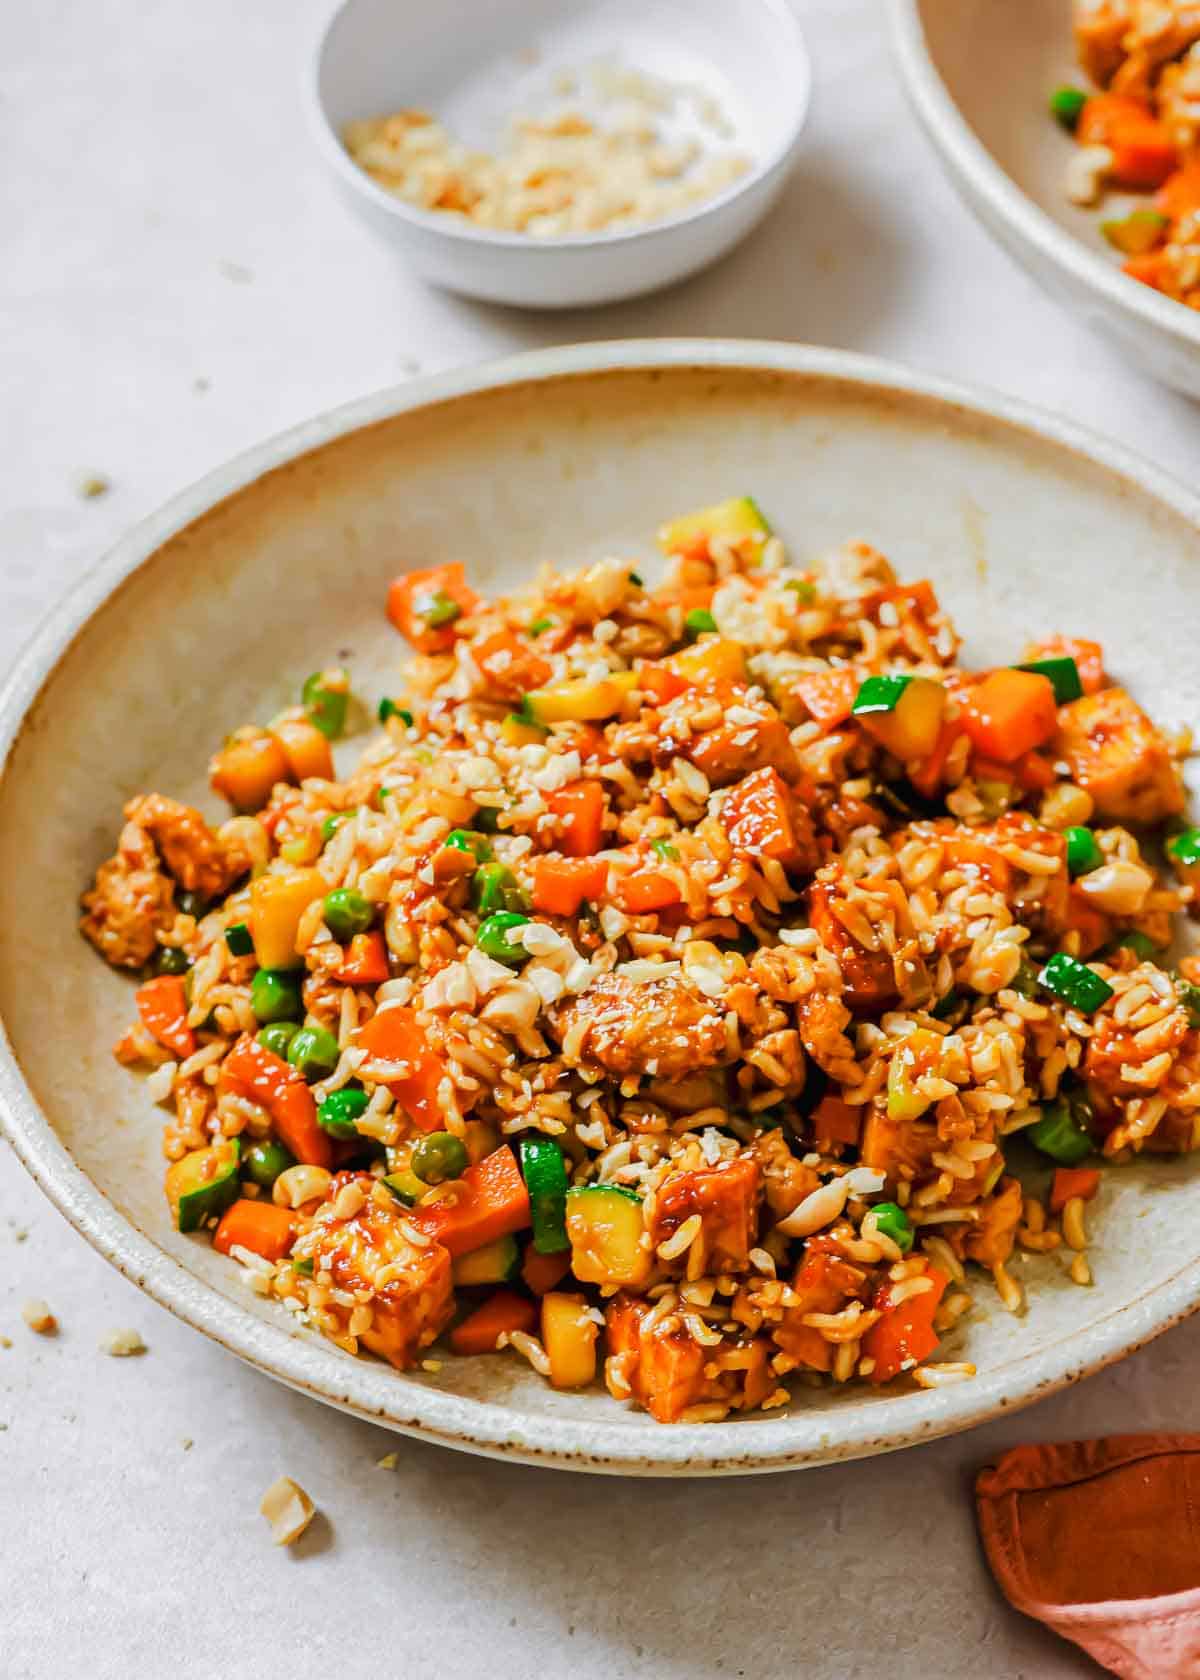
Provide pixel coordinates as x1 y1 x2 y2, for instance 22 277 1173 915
79 495 1200 1422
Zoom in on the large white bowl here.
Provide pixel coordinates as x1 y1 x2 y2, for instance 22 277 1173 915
2 341 1199 1476
306 0 810 308
888 0 1200 399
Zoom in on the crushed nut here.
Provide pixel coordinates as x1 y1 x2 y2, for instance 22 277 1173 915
99 1327 146 1357
260 1475 316 1546
21 1299 56 1334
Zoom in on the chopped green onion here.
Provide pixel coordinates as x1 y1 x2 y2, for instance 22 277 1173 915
301 668 349 739
1176 977 1200 1030
851 673 913 716
1050 85 1088 130
373 785 393 810
650 839 680 861
378 698 413 726
684 608 718 638
1038 951 1114 1013
321 811 350 844
1065 826 1103 878
871 1202 913 1253
1168 827 1200 867
1110 930 1157 962
472 861 527 916
291 1257 314 1276
224 921 254 957
529 618 554 636
421 590 461 629
444 829 493 863
1016 656 1083 704
1027 1095 1093 1164
476 911 530 964
786 579 817 604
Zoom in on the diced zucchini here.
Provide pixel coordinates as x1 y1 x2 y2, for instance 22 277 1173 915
540 1291 599 1390
249 867 326 970
1038 952 1114 1013
1100 209 1169 257
500 712 548 747
658 496 771 562
452 1234 520 1286
381 1169 425 1206
165 1138 241 1233
523 671 638 725
1016 655 1084 704
666 636 748 689
854 675 946 762
564 1184 650 1289
519 1137 569 1254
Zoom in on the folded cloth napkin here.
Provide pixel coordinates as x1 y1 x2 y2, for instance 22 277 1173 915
976 1435 1200 1678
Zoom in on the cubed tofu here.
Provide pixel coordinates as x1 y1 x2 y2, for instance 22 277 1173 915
604 1294 772 1422
551 972 731 1081
963 1176 1023 1268
306 1193 454 1369
648 1156 761 1273
808 878 898 1009
859 1101 940 1189
1054 687 1183 825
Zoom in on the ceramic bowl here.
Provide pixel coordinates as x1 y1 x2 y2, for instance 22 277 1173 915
2 340 1199 1476
888 0 1200 399
305 0 810 307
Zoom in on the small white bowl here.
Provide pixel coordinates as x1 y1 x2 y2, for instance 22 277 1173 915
306 0 810 308
888 0 1200 400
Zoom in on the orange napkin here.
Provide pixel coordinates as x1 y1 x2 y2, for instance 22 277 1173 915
976 1435 1200 1678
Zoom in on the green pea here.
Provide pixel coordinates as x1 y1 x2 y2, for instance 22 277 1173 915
474 805 502 834
301 668 349 739
243 1139 296 1190
472 861 528 916
317 1085 370 1138
423 591 461 628
176 889 207 919
251 968 304 1024
650 839 680 862
871 1201 913 1253
684 608 718 638
476 911 530 964
445 829 493 863
1028 1095 1093 1164
411 1131 469 1185
1050 85 1088 130
1065 826 1103 878
323 888 374 942
287 1025 341 1082
153 946 191 976
321 811 353 845
1168 826 1200 867
257 1021 300 1058
528 618 554 637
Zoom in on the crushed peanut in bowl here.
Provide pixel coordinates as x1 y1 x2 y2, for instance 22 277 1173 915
343 60 752 238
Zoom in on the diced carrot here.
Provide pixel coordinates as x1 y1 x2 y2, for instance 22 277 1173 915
270 715 334 783
909 719 964 799
521 1245 572 1296
136 975 196 1059
354 1005 448 1133
471 629 552 700
546 781 605 857
333 930 389 985
1157 163 1200 221
638 662 689 707
961 669 1058 763
862 1264 949 1384
811 1094 861 1149
1124 251 1169 290
1014 751 1055 791
1022 636 1106 696
618 869 683 913
1049 1167 1102 1216
531 856 609 917
210 728 290 812
792 668 860 732
213 1199 296 1262
449 1289 537 1356
411 1146 532 1258
721 767 805 866
386 563 479 655
218 1034 332 1169
1076 92 1153 147
1109 120 1177 189
679 583 716 613
777 1250 870 1372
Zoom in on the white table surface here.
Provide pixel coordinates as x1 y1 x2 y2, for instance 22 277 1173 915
3 3 1199 1676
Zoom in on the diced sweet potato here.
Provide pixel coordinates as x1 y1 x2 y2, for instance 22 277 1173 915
773 1250 870 1373
305 1196 454 1368
551 973 731 1081
963 1176 1023 1268
808 878 898 1009
604 1295 772 1422
1055 687 1184 824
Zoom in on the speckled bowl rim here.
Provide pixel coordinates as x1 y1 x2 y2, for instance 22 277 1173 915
886 0 1200 357
2 340 1200 1476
